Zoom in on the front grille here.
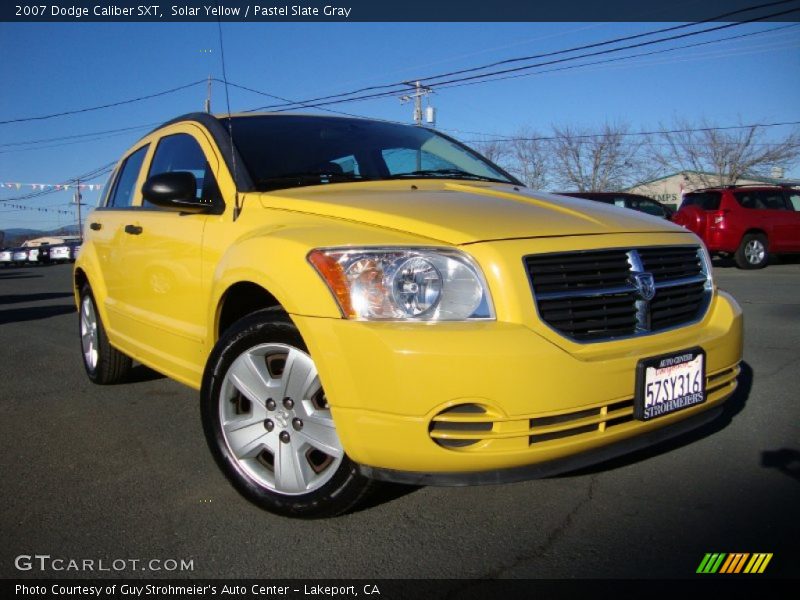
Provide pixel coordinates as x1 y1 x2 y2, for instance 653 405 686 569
525 246 711 342
638 246 702 282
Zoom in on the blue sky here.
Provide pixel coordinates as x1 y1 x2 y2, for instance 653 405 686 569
1 20 799 231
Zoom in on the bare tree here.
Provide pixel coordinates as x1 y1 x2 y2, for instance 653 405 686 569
472 138 510 167
650 118 800 187
550 122 652 192
506 127 550 189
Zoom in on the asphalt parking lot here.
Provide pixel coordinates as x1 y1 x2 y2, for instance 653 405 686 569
0 261 798 580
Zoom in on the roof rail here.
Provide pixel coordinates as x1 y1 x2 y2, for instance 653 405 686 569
690 183 798 193
724 183 796 190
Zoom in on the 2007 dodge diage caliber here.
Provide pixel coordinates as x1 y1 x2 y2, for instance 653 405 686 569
75 113 743 517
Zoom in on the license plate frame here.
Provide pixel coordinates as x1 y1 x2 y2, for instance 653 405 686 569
634 347 706 421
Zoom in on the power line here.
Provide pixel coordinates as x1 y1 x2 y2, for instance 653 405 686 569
434 22 800 93
244 1 800 112
0 123 160 148
251 18 795 112
456 120 800 143
5 22 789 157
406 0 800 86
0 128 156 155
278 17 797 111
0 81 207 126
218 80 368 119
0 162 115 203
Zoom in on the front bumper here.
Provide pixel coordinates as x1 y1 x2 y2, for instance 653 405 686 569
360 405 723 485
292 289 742 478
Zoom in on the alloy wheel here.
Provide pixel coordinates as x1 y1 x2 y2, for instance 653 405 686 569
80 295 99 370
744 239 766 265
218 343 344 496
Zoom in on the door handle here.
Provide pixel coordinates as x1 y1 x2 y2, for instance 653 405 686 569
89 222 102 231
124 224 143 235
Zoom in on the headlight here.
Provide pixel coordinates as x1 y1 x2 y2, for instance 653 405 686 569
697 244 714 292
308 247 494 321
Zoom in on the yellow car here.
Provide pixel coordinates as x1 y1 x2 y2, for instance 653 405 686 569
75 113 742 518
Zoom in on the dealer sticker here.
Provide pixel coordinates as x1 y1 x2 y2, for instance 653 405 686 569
635 348 706 421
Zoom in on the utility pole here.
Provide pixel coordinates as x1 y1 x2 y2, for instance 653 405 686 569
204 74 212 113
400 81 433 126
74 182 86 240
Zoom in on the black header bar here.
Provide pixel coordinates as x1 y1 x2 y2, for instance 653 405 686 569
4 0 800 22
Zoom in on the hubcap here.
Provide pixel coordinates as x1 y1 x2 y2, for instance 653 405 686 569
218 343 343 496
745 240 765 264
80 296 99 370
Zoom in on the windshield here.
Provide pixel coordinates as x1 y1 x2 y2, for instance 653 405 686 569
225 115 516 191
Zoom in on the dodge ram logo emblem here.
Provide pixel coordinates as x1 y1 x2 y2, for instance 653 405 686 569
632 272 656 301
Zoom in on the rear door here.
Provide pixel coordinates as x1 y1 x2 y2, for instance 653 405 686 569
734 190 793 252
87 143 150 336
783 190 800 251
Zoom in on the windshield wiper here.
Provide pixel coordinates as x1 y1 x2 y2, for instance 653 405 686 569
383 168 510 183
255 171 366 191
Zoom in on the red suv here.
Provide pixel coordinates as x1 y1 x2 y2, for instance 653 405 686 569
673 185 800 269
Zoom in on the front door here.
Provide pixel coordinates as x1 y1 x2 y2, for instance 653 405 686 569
114 127 222 386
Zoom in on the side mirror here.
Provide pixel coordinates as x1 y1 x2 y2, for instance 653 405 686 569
141 171 209 213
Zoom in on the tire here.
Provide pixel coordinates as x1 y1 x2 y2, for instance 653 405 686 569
201 309 375 518
79 284 132 384
734 234 769 269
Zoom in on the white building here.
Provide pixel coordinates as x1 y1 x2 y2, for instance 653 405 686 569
627 170 800 209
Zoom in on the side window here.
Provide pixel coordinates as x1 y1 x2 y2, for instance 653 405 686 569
735 192 758 209
636 199 666 217
788 193 800 211
145 133 221 208
761 191 788 210
682 192 721 210
736 191 787 210
107 145 148 208
329 155 360 176
100 167 118 207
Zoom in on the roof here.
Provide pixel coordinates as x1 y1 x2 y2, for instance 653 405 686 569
628 170 800 189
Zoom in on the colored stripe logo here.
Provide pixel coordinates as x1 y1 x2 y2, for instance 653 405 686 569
697 553 773 574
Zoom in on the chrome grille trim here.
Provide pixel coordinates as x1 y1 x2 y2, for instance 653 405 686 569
524 246 712 342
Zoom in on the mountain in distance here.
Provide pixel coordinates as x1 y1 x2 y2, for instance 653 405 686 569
1 224 81 247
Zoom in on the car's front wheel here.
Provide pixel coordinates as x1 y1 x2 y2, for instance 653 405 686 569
735 233 769 269
200 310 374 518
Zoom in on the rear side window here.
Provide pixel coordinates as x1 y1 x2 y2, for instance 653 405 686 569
630 198 666 217
788 192 800 211
735 190 787 210
681 192 721 211
145 133 221 207
107 145 148 208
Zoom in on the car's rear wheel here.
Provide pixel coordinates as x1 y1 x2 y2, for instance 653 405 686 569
735 233 769 269
201 310 374 518
79 284 132 384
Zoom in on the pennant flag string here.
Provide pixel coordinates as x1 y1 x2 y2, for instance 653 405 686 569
0 182 105 191
2 202 74 215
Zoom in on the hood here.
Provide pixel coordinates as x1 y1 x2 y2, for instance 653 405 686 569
257 180 684 245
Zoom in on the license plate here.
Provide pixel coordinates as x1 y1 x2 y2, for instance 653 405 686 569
635 348 706 421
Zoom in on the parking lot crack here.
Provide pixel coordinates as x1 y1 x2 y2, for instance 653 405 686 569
759 356 800 380
454 474 598 587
